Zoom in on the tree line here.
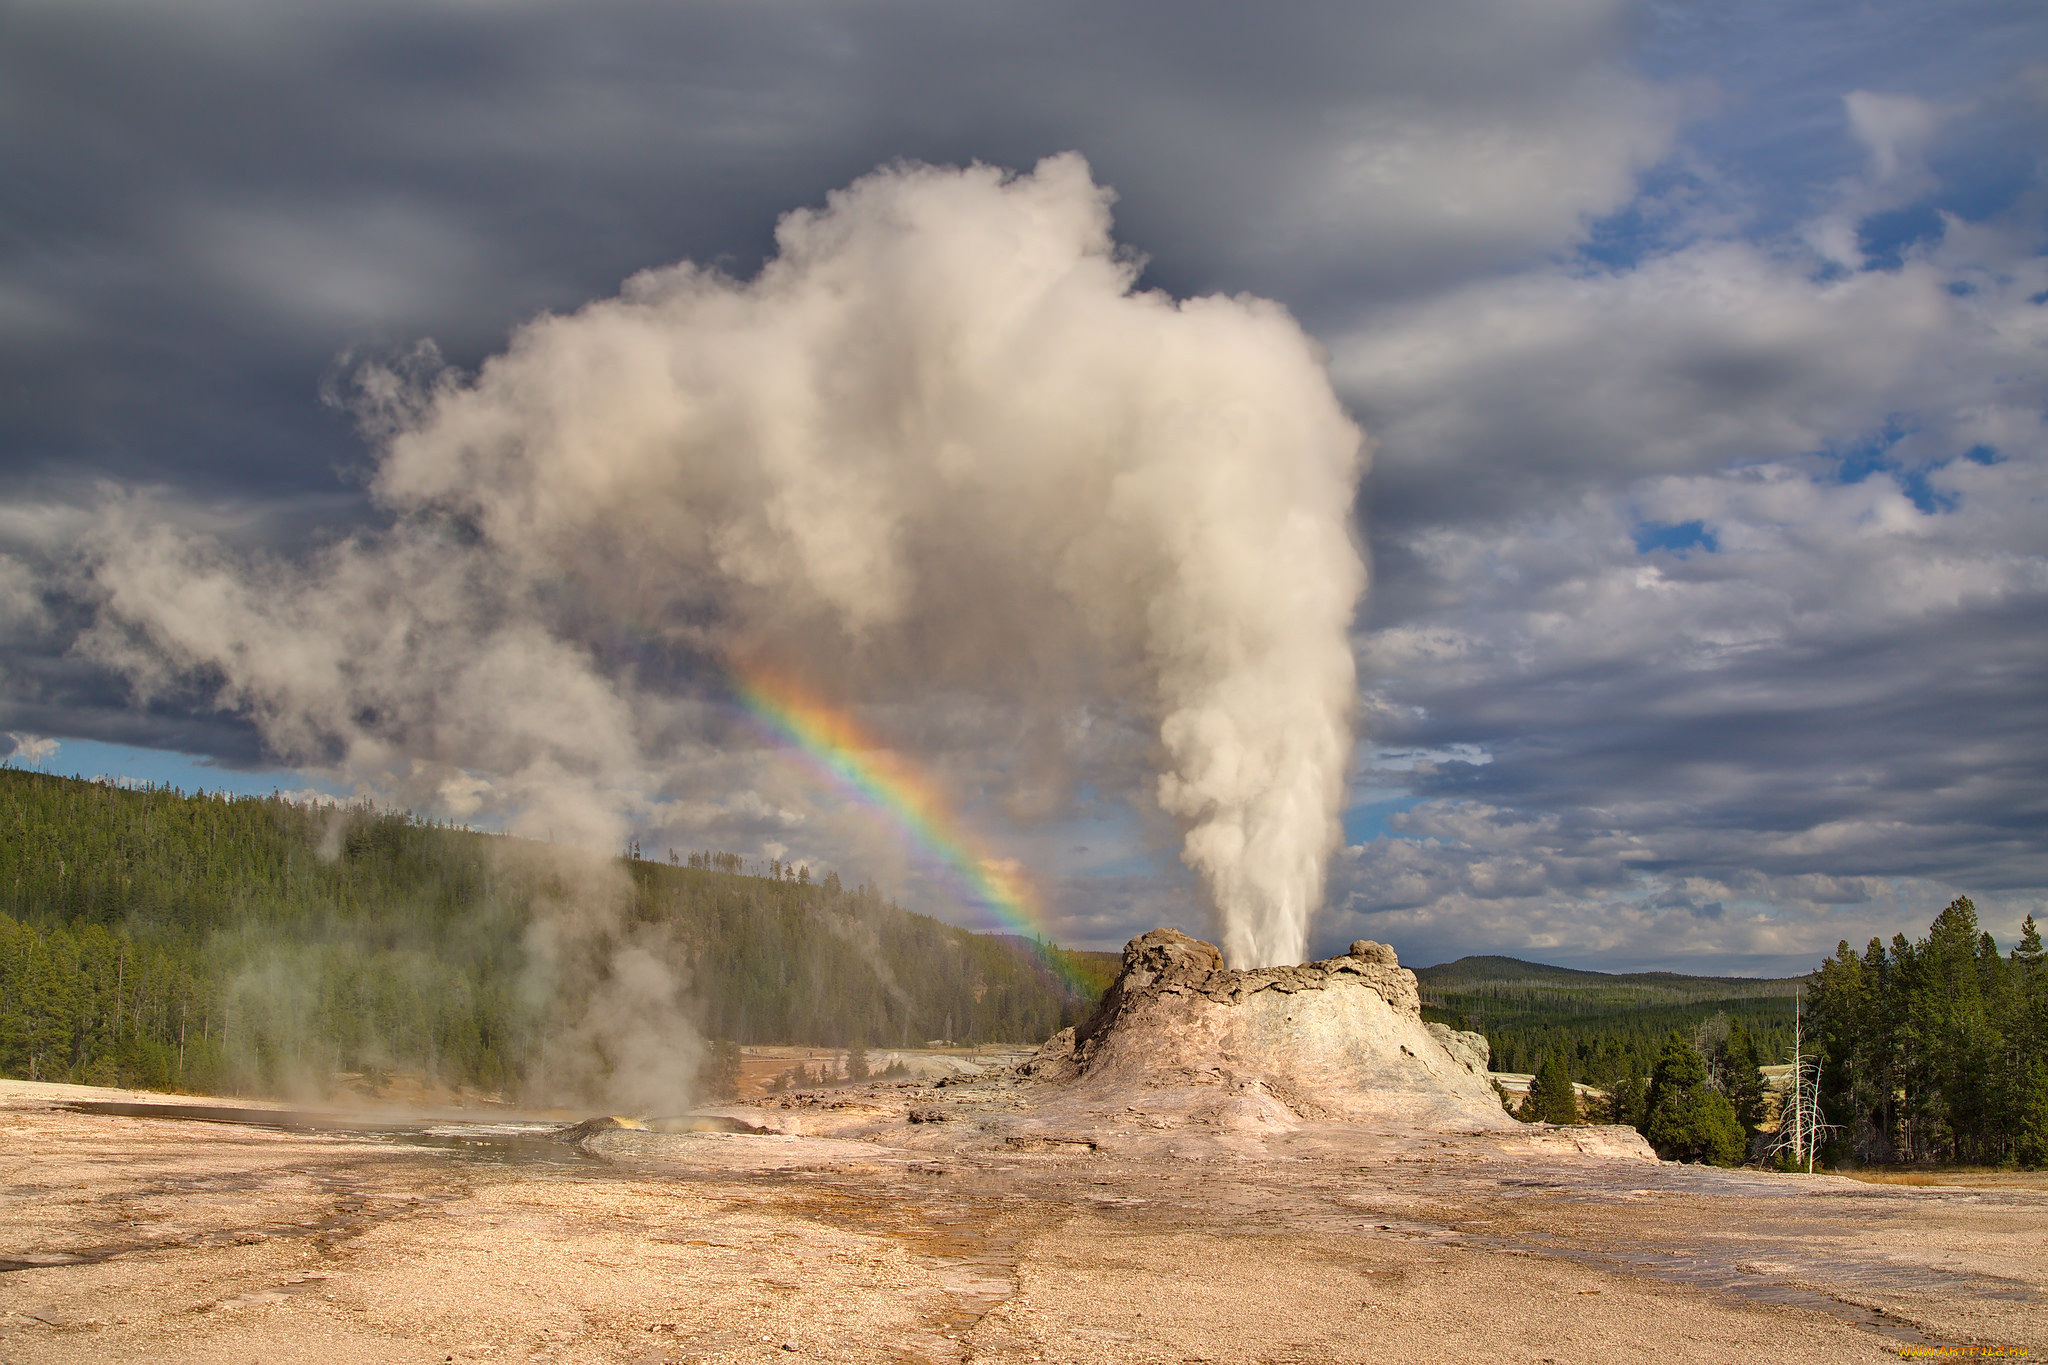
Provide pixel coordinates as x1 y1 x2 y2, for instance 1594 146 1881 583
1805 895 2046 1166
1509 1011 1769 1166
1494 895 2048 1170
0 769 1103 1100
0 912 221 1090
1418 956 1794 1099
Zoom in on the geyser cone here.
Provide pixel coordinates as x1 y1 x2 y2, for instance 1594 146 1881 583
1034 929 1516 1132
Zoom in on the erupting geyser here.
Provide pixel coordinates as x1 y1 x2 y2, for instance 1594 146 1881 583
85 153 1367 970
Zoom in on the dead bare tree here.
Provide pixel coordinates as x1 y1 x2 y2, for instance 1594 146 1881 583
1765 988 1837 1173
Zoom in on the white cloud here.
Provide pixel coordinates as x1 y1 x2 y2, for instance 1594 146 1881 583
1329 804 2047 974
0 554 49 635
1360 743 1492 775
271 785 349 808
1336 241 1994 522
1261 71 1674 293
4 733 58 767
1844 90 1944 186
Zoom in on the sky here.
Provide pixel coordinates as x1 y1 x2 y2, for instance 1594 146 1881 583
2 0 2044 974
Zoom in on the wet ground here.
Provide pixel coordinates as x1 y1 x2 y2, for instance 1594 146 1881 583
2 1076 2043 1363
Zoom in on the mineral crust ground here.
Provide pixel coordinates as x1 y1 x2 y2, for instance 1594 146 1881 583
3 1074 2047 1363
3 931 2045 1363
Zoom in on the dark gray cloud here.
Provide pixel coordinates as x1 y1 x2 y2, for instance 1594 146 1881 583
0 0 1656 495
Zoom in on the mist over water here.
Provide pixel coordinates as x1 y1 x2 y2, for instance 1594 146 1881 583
83 154 1366 969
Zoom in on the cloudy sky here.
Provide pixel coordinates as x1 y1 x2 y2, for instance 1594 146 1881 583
3 0 2044 973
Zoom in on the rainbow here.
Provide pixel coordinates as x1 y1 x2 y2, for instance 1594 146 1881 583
732 664 1088 991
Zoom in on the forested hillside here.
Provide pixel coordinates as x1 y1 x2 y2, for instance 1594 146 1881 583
0 769 1102 1099
1416 955 1797 1087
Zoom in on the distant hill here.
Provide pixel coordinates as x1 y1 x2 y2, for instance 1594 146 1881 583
1414 955 1799 1084
1417 954 1798 1004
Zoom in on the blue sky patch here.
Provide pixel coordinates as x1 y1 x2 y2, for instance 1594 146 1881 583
1 737 349 802
1857 203 1945 270
1901 468 1958 514
1634 519 1719 555
1343 796 1422 845
1828 421 1968 514
1832 418 1912 485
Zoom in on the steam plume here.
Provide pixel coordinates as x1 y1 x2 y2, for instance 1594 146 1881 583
86 154 1366 968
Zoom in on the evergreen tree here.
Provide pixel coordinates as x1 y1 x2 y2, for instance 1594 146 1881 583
1607 1072 1649 1131
1519 1053 1579 1124
2013 916 2045 1068
2017 916 2045 982
1906 898 2001 1161
1721 1019 1766 1135
2013 917 2048 1163
1642 1032 1744 1165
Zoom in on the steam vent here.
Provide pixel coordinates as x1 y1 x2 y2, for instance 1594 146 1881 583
1024 929 1518 1133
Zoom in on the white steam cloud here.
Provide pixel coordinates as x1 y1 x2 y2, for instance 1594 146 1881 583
85 153 1366 969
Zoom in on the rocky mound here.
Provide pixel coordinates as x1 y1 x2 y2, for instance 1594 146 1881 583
1023 929 1518 1132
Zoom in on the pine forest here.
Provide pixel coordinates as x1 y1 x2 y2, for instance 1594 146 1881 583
0 769 1106 1101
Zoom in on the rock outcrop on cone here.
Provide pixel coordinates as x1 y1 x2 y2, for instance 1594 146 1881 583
1027 928 1518 1132
1426 1022 1491 1076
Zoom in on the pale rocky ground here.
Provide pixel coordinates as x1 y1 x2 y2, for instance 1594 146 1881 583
3 934 2044 1363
